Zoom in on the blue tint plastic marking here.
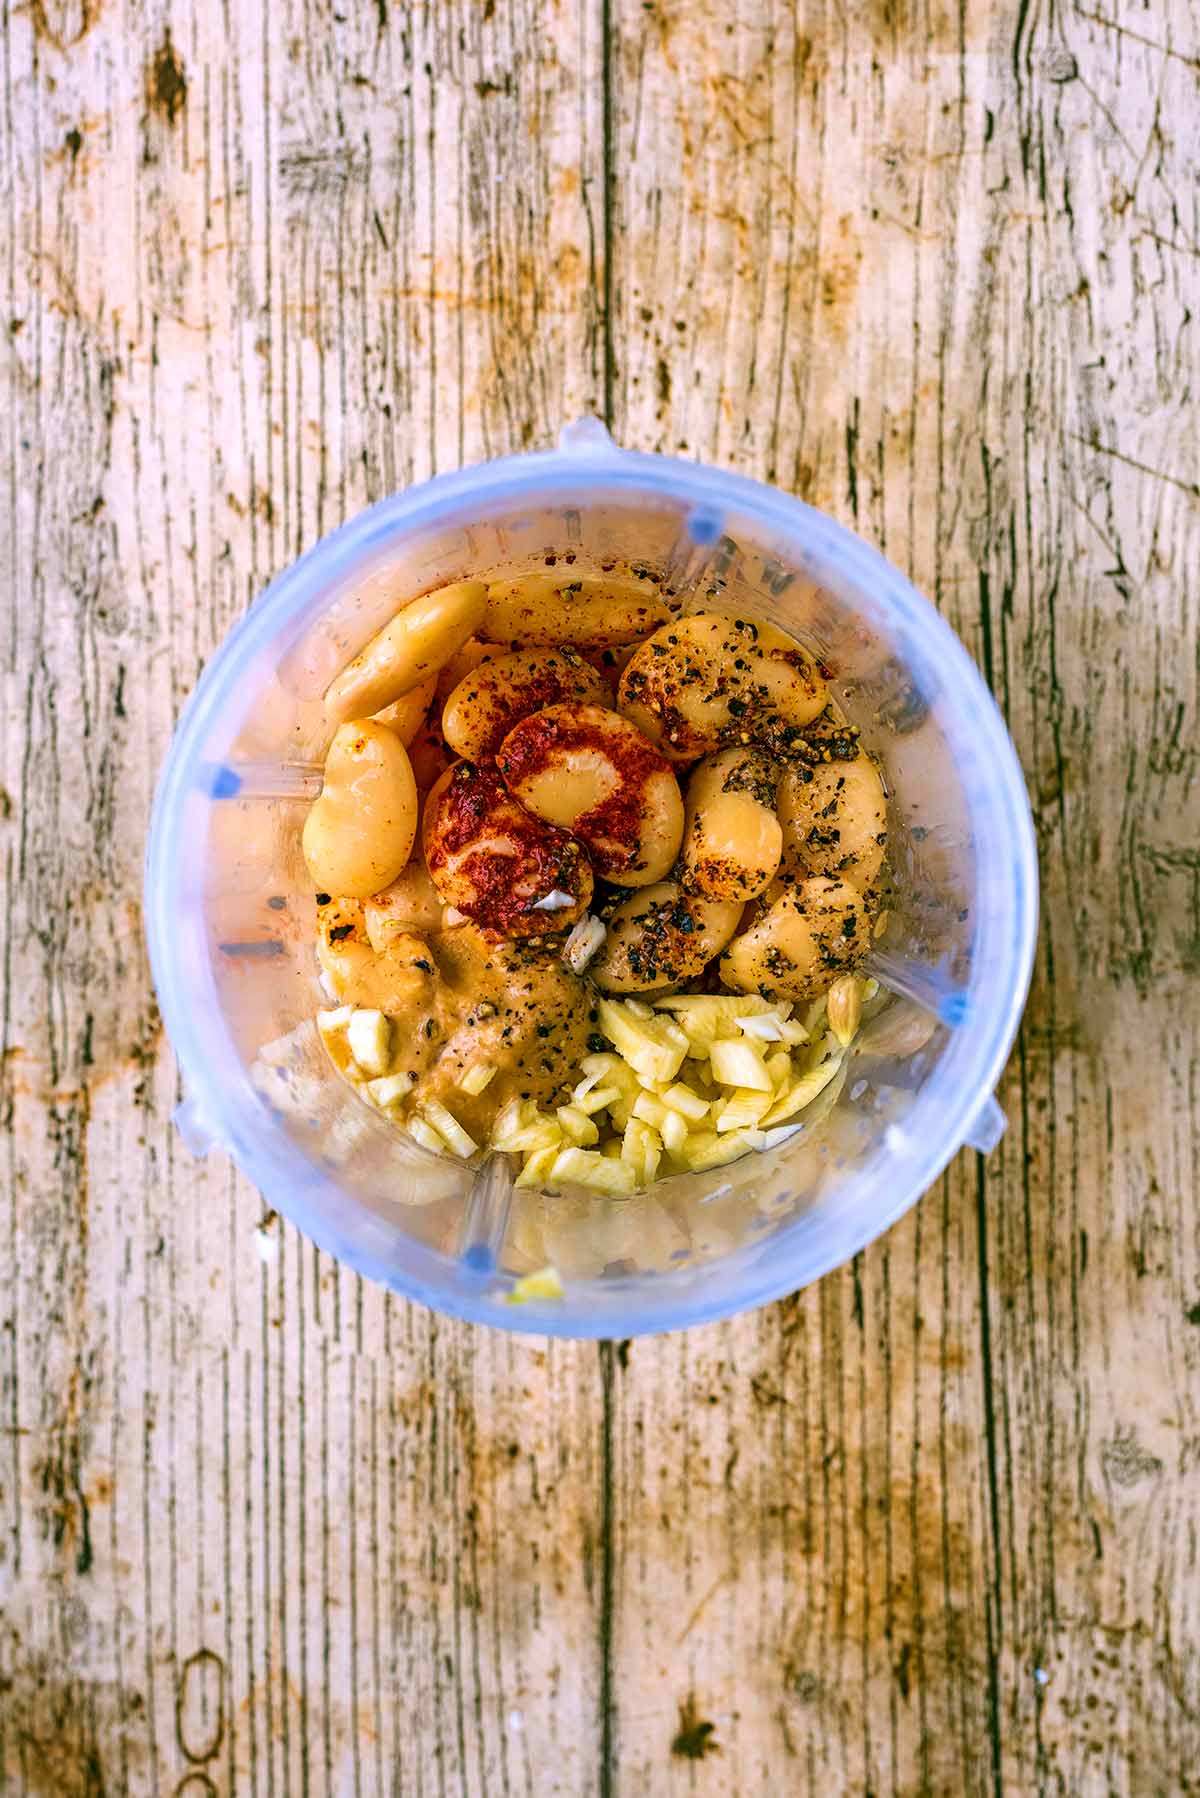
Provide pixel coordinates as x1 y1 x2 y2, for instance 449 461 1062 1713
686 506 723 546
939 991 969 1027
462 1243 494 1274
201 762 242 799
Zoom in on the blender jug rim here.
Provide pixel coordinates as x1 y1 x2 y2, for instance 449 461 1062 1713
145 440 1039 1336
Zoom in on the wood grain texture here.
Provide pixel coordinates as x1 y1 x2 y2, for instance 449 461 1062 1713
2 1 1197 1794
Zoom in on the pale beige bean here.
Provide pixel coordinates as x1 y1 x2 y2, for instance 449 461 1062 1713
362 844 445 946
591 880 743 993
434 637 503 704
497 703 684 887
302 721 418 899
324 579 487 722
316 897 437 1015
315 895 366 981
681 747 781 902
423 761 593 938
443 649 611 761
372 673 436 745
777 752 887 890
480 572 671 650
618 612 827 762
719 875 868 1002
407 714 453 793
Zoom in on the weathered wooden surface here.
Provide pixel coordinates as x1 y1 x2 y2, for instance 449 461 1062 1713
2 0 1198 1792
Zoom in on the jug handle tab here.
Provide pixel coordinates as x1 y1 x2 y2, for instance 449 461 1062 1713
174 1094 225 1158
558 416 618 455
962 1093 1007 1156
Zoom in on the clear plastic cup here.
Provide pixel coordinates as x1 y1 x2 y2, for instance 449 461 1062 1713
145 419 1037 1336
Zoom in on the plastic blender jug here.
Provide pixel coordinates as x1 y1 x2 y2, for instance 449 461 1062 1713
145 419 1037 1337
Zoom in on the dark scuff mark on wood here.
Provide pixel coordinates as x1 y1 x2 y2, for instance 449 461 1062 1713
671 1695 720 1759
147 31 188 127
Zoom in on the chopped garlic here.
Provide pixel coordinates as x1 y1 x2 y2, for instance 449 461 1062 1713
709 1038 773 1092
826 974 865 1047
715 1088 774 1133
317 1005 354 1034
597 999 688 1085
515 1146 560 1189
738 1011 788 1042
660 1083 710 1122
459 1062 498 1097
573 1083 621 1116
631 1091 669 1130
532 888 577 912
549 1145 636 1196
557 1104 599 1147
365 1072 413 1111
563 913 606 974
677 1127 768 1172
660 1108 690 1156
761 1054 845 1128
421 1099 478 1160
506 1265 565 1305
346 1008 392 1078
408 1116 447 1156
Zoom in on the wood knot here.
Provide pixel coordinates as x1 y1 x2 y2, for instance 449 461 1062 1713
147 31 187 126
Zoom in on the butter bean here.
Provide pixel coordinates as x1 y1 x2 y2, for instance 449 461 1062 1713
423 761 593 938
443 649 611 762
720 876 868 1002
681 747 781 902
316 896 437 1015
324 579 487 722
498 703 684 888
372 673 437 745
362 842 445 946
618 613 826 762
777 752 887 891
302 721 418 899
480 573 671 650
591 880 743 993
